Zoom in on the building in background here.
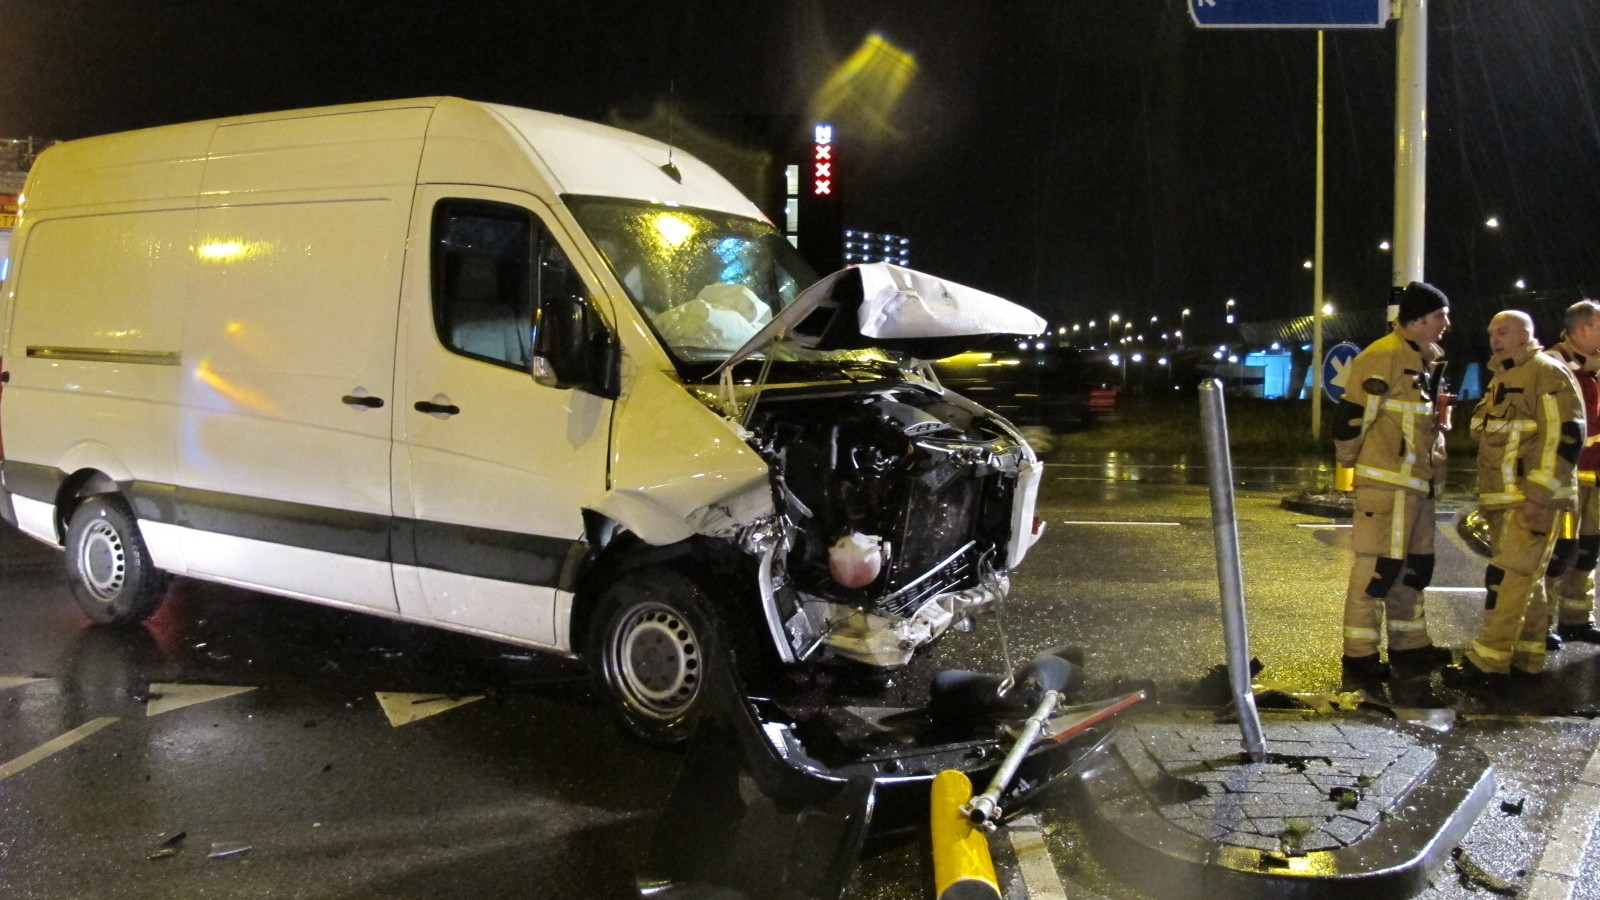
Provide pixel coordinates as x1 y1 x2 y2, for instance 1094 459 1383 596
0 139 43 281
843 228 910 267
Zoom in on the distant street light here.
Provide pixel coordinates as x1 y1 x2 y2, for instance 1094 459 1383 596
1321 302 1335 316
1379 240 1391 251
1302 259 1314 269
1485 216 1500 229
1515 279 1527 290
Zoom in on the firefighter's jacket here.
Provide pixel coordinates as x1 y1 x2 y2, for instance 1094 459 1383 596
1471 340 1585 509
1546 340 1600 477
1333 329 1445 494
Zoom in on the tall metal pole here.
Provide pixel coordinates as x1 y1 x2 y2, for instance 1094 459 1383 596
1391 0 1428 315
1199 380 1268 763
1311 31 1326 438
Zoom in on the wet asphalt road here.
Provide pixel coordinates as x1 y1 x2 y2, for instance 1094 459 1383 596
2 452 1598 899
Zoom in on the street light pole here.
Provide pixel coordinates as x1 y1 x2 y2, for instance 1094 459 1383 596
1391 0 1428 308
1312 30 1326 439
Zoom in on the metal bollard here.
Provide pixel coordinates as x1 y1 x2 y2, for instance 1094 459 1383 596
1198 380 1268 763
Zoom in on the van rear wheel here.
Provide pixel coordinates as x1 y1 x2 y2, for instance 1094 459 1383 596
64 496 169 625
587 569 729 748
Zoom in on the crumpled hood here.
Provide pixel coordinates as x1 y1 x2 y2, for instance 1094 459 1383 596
714 263 1046 375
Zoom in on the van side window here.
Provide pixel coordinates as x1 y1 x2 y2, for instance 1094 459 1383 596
431 201 591 371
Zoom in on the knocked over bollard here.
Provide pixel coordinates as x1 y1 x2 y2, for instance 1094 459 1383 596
1198 379 1267 763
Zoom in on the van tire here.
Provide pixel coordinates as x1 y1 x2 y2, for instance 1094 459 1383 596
63 496 169 625
587 569 731 748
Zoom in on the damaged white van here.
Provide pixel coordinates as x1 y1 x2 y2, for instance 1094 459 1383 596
0 97 1044 744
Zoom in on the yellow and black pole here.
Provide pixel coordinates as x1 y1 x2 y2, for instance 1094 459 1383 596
930 769 1001 900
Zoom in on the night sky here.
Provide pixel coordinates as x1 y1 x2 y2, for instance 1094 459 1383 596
3 0 1598 335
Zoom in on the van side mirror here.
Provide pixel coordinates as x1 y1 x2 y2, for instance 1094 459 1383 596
531 295 620 399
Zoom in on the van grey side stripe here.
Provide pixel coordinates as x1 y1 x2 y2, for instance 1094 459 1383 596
25 346 182 366
123 481 578 589
0 461 63 504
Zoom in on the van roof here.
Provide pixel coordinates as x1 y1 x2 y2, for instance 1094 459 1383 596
23 97 766 222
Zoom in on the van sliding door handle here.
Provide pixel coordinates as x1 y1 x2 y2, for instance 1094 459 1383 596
414 400 461 416
341 394 385 409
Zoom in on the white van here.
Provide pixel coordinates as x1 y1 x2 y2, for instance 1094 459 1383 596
0 98 1043 744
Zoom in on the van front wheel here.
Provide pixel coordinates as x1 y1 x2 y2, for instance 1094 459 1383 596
64 496 169 625
587 570 726 748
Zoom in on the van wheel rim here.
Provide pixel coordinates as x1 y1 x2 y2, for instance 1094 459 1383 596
79 520 127 602
610 602 700 720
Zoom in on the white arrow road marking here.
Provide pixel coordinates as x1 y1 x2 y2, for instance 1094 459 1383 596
0 717 119 781
374 692 485 727
0 676 45 690
145 683 257 717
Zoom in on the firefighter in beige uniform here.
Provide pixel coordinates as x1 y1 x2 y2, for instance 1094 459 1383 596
1332 282 1455 679
1542 299 1600 646
1451 311 1584 683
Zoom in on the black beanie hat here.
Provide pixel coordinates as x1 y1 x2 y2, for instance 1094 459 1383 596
1394 281 1448 324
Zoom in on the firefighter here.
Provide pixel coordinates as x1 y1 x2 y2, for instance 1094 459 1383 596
1332 282 1455 680
1542 299 1600 646
1446 311 1584 689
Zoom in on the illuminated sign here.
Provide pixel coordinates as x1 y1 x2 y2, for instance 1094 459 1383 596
813 124 833 196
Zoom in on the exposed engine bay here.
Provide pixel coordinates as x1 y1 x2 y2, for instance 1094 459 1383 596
737 378 1042 667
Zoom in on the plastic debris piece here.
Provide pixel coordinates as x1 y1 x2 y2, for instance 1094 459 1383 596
208 842 252 860
148 830 187 860
1452 847 1518 895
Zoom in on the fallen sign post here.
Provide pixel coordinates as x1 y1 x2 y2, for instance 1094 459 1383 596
1188 0 1391 29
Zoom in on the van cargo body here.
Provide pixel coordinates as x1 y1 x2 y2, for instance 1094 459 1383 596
0 97 1044 745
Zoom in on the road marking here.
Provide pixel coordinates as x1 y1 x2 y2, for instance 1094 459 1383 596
1007 815 1068 900
375 692 485 727
0 717 119 781
1525 739 1600 897
0 676 45 690
1058 520 1181 527
146 683 257 717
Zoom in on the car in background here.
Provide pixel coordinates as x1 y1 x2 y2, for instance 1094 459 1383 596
931 346 1119 452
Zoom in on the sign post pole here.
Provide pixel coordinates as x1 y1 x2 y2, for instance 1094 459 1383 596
1312 30 1326 439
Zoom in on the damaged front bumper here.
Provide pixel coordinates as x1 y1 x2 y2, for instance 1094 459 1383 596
635 658 1126 900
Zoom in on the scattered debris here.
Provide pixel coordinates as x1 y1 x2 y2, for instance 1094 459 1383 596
1452 847 1518 895
207 842 252 860
147 831 186 861
1499 797 1525 816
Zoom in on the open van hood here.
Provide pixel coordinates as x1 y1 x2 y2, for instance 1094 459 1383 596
712 263 1046 376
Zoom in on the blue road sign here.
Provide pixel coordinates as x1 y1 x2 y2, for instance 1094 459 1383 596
1189 0 1391 29
1322 342 1361 402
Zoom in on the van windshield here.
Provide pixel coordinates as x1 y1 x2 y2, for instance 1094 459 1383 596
567 197 824 364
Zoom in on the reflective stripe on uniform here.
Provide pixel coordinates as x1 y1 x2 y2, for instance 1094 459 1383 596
1390 490 1406 558
1381 398 1433 415
1344 626 1380 641
1472 640 1512 662
1514 640 1547 656
1561 598 1593 610
1581 470 1599 484
1389 618 1428 633
1502 427 1524 502
1533 393 1575 499
1356 465 1430 493
1480 490 1525 505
